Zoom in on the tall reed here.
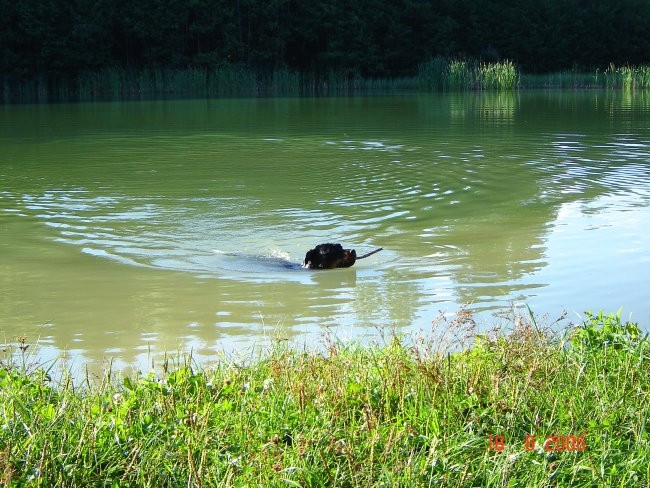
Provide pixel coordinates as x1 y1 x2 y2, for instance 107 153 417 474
418 58 519 91
605 64 650 90
519 69 594 89
447 59 474 90
478 60 519 90
418 56 450 91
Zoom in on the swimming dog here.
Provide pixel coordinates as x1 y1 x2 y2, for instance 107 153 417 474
303 243 382 269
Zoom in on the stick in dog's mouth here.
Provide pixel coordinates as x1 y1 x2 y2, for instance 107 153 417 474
356 247 383 260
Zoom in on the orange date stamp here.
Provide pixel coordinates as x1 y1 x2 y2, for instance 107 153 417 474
487 434 587 452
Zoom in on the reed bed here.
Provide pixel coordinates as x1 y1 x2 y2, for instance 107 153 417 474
418 59 650 91
520 70 600 89
519 64 650 90
479 60 519 90
603 64 650 90
418 58 520 91
1 310 648 486
4 67 415 103
75 66 262 100
4 62 650 103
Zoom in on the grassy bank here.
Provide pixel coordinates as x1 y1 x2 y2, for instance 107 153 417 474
1 310 648 486
5 60 650 103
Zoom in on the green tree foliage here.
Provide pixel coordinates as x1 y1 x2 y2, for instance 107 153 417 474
1 0 649 94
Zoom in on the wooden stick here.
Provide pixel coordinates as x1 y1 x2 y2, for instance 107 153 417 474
356 247 383 260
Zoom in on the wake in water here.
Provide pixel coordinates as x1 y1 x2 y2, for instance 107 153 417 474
212 249 303 273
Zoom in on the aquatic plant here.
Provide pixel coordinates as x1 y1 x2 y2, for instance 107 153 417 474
600 64 650 90
478 60 519 90
6 61 650 102
446 59 474 90
418 58 519 91
417 56 449 91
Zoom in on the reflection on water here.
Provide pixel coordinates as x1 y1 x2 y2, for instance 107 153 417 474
1 91 650 375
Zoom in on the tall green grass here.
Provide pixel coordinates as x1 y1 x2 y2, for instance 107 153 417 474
519 64 650 89
479 60 519 90
75 66 262 100
419 58 520 91
447 59 474 90
520 69 599 89
420 60 650 91
1 310 648 486
417 56 449 91
604 64 650 90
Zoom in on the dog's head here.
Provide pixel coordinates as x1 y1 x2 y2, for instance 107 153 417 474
340 249 357 267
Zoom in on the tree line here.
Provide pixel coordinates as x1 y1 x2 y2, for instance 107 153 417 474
2 0 649 95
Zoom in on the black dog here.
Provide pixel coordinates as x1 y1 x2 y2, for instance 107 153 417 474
303 243 382 269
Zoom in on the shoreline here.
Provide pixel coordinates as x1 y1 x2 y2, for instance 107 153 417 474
4 61 650 105
1 309 647 486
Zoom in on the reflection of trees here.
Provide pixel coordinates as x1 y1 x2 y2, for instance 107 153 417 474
410 91 649 309
449 91 518 126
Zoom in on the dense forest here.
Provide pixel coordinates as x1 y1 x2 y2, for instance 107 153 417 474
2 0 649 100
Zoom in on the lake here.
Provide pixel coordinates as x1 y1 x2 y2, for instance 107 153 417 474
2 91 649 374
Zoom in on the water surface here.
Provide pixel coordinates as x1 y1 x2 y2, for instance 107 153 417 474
2 91 649 373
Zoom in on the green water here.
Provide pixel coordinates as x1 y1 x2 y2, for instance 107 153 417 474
2 91 649 372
